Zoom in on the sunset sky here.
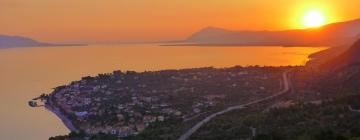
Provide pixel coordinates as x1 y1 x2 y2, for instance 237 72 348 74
1 0 360 43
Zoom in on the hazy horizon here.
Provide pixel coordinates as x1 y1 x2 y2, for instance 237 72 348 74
2 0 360 43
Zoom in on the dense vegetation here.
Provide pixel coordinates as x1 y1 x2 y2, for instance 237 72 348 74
125 118 188 140
190 94 360 140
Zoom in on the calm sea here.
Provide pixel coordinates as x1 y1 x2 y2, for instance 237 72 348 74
0 44 326 140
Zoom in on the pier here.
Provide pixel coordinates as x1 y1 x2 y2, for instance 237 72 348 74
28 93 49 107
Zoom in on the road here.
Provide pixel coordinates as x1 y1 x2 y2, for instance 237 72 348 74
349 105 360 113
177 71 291 140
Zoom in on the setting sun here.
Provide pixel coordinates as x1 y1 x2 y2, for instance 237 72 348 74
302 10 326 28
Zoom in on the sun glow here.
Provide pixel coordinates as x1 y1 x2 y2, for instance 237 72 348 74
302 10 326 28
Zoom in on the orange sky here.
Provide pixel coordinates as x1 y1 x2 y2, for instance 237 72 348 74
1 0 360 43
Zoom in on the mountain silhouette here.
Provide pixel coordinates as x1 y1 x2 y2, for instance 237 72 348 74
0 35 86 48
0 35 53 48
185 18 360 47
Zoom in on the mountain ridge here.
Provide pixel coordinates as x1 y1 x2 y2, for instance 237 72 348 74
0 35 53 48
0 34 85 48
184 18 360 47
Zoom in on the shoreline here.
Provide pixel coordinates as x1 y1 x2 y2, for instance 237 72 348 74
161 43 327 47
45 95 79 133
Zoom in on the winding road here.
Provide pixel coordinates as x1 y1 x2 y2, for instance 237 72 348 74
177 71 291 140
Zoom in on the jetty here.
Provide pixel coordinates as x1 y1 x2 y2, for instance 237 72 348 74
28 93 49 107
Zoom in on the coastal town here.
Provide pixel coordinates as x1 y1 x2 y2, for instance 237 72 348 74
32 66 290 139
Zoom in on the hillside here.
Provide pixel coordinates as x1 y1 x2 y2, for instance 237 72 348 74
190 94 360 140
319 38 360 70
184 19 360 47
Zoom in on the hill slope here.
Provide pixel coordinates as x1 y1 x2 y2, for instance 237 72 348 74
321 38 360 70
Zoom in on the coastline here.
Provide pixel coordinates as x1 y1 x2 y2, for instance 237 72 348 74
45 95 79 133
161 43 327 47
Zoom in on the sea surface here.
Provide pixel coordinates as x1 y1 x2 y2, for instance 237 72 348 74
0 44 326 140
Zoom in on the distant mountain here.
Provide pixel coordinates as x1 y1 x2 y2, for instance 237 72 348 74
184 18 360 47
0 35 85 48
0 35 55 48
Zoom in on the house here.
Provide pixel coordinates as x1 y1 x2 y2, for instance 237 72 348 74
117 114 125 120
160 103 169 107
119 126 134 137
238 71 249 75
174 111 182 116
193 108 201 113
84 98 91 105
157 116 165 121
143 115 156 123
75 111 88 117
135 123 146 132
110 129 117 135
